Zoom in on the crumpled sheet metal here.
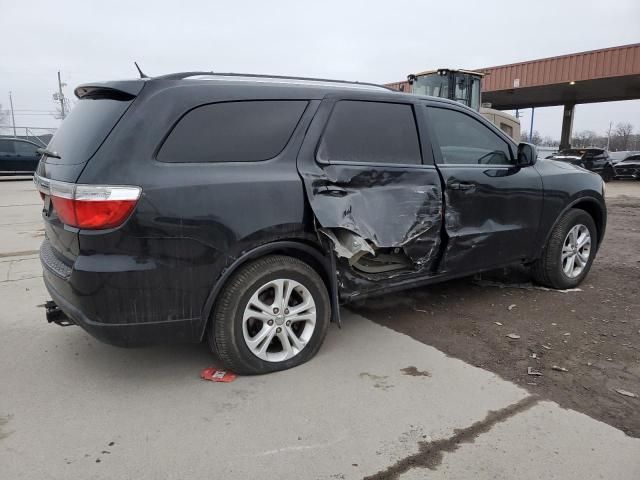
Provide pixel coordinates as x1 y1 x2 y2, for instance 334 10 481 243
319 228 374 260
302 165 443 263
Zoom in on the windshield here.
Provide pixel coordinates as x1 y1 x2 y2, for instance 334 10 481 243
411 74 449 99
45 97 133 165
412 72 481 110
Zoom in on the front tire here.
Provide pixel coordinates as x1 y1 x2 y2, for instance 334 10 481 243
208 255 331 375
531 209 597 289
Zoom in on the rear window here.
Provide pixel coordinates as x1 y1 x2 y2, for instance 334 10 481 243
157 100 308 163
45 97 133 165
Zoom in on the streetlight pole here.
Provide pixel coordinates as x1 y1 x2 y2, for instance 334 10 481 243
8 91 17 137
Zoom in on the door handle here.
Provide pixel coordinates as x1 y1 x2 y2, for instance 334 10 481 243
318 186 348 197
448 181 476 191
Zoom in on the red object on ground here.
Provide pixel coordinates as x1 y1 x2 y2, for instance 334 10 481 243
200 367 237 383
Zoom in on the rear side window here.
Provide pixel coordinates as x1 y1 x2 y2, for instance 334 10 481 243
157 100 308 163
317 100 421 165
429 107 513 165
46 97 133 165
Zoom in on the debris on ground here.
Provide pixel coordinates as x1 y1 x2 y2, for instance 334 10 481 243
473 279 583 293
508 304 517 311
615 389 638 398
400 366 431 377
200 367 237 383
541 344 552 350
530 353 537 359
527 367 542 376
552 365 569 372
494 321 503 326
506 333 520 339
563 332 571 336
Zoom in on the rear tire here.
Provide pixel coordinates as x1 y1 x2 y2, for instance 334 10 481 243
531 209 597 289
208 255 331 375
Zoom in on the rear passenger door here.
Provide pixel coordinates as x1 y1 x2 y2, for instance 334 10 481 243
297 95 443 271
425 103 543 273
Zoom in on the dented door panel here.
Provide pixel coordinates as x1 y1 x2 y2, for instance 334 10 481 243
438 165 544 273
424 103 544 274
297 95 444 289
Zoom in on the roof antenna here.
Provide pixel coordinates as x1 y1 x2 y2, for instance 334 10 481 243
134 62 149 79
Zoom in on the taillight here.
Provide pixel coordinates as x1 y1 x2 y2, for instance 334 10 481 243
35 175 141 230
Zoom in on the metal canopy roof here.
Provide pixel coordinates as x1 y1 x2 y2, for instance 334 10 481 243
479 43 640 109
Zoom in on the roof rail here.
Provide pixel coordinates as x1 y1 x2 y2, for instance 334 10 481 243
153 71 394 91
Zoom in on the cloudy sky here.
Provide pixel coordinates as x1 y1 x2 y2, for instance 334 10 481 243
1 0 638 139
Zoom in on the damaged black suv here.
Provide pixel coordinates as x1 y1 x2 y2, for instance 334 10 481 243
36 73 606 374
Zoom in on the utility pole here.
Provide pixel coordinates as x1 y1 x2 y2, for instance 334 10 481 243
8 91 16 137
57 71 66 120
529 107 535 143
606 121 612 151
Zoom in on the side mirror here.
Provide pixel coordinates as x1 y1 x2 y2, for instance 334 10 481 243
517 142 538 167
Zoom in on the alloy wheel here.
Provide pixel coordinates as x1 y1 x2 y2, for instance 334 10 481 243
561 224 591 278
242 279 316 362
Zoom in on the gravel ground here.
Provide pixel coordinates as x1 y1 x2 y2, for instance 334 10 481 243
352 184 640 437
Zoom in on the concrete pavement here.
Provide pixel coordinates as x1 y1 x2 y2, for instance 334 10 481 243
1 178 638 479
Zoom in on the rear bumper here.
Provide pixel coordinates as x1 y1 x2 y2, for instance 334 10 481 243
40 239 205 346
43 273 200 346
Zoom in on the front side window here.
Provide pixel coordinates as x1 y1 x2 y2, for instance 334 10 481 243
429 107 513 165
317 100 421 165
158 100 308 163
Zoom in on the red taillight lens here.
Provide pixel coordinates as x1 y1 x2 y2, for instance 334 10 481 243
51 197 139 229
36 176 141 230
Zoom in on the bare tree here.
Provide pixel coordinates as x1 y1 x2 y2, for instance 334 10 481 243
521 130 543 145
613 122 633 151
571 130 598 148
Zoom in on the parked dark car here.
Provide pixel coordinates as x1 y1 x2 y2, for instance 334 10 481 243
613 154 640 180
547 148 615 181
35 73 607 374
0 138 41 175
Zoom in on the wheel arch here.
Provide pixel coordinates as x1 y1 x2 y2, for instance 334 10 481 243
540 196 606 257
199 239 340 341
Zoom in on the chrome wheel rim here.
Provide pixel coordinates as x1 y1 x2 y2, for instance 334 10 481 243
242 279 316 363
562 224 591 278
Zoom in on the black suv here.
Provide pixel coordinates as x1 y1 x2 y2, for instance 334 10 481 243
547 148 615 181
36 73 606 374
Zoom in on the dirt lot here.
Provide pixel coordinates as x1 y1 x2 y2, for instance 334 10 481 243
353 182 640 438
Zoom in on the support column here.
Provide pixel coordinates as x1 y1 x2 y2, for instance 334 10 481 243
559 103 575 150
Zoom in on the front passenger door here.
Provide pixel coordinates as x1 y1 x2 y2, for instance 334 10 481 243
426 104 543 274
